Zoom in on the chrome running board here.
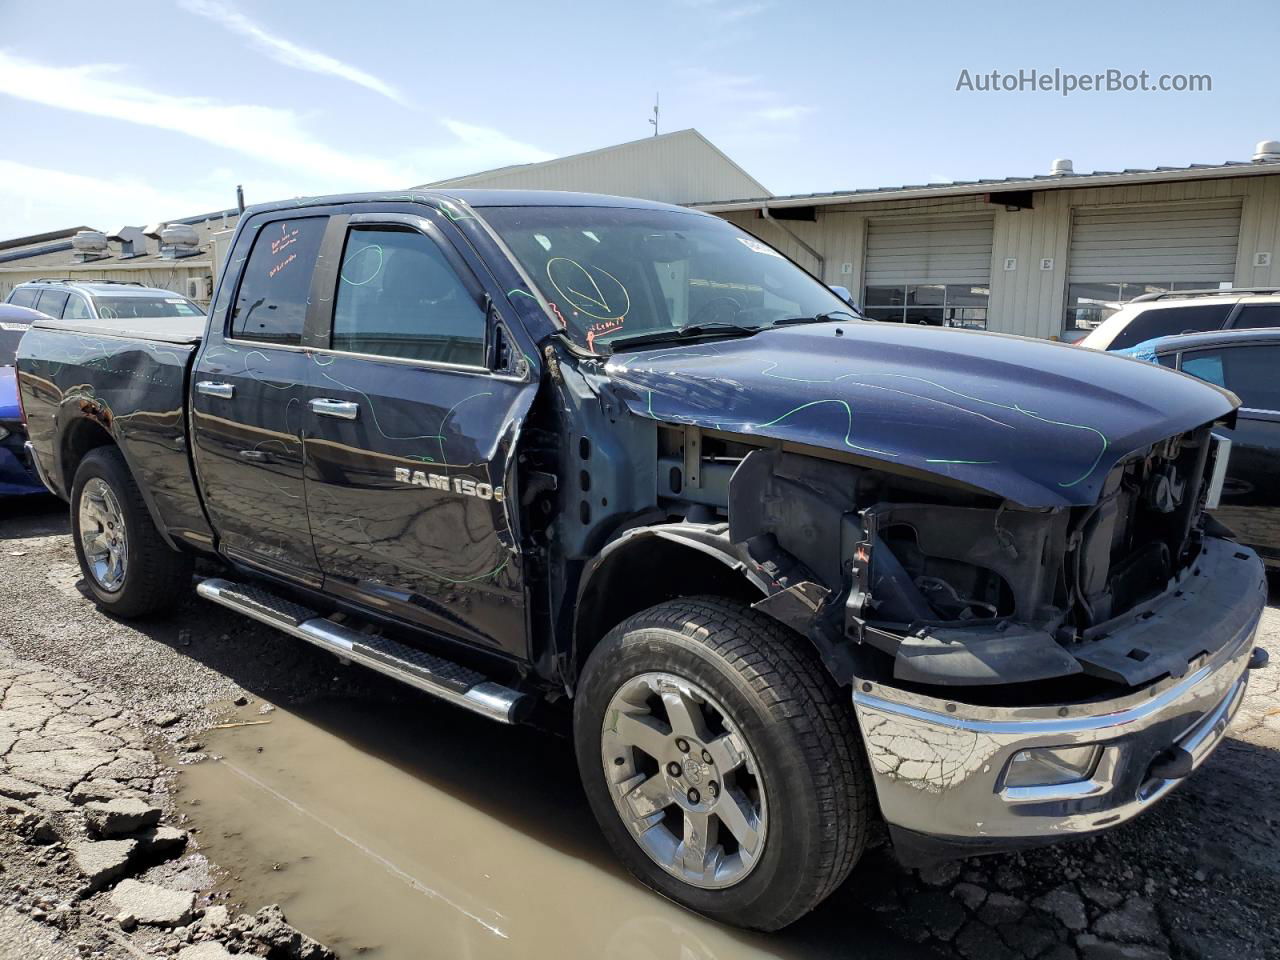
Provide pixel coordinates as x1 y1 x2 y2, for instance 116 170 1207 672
196 577 531 724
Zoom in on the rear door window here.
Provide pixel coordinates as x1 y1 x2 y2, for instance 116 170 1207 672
1181 345 1280 410
1109 303 1234 350
1230 303 1280 330
230 217 326 345
35 290 69 317
9 288 39 308
62 295 91 319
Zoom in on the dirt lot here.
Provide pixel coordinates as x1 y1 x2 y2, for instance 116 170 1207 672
2 495 1278 960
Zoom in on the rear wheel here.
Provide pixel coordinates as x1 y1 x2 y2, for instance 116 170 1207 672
70 446 193 618
574 597 869 930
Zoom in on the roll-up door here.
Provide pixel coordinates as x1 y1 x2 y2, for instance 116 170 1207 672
1068 200 1241 285
862 216 994 327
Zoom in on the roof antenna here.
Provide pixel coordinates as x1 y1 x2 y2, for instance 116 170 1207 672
236 184 245 213
649 93 660 137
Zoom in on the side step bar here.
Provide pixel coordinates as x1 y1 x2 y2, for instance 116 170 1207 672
196 577 532 724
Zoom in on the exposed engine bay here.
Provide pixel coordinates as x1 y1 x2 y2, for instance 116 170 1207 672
648 421 1237 703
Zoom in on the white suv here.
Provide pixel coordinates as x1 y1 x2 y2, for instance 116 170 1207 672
1079 287 1280 351
5 280 202 322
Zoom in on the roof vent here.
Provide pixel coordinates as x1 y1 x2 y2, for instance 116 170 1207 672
159 223 201 260
1050 158 1074 176
70 230 110 263
1253 140 1280 162
105 226 149 259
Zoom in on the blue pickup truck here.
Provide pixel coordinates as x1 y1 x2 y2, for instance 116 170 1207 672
15 190 1269 930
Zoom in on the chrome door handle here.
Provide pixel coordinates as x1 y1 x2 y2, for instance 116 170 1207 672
309 398 359 421
196 381 235 399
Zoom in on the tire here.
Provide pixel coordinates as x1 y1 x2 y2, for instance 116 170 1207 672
574 596 869 930
70 446 193 619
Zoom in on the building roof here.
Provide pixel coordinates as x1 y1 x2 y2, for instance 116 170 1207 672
693 157 1280 212
419 128 771 205
0 209 239 273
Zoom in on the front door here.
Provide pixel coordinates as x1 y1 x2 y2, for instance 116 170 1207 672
190 214 328 585
1180 341 1280 565
302 212 537 656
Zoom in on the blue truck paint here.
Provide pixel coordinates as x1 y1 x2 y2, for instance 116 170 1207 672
605 322 1236 508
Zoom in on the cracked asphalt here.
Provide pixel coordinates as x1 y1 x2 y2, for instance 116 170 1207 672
2 495 1278 960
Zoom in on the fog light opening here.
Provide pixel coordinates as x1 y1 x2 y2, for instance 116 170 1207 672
1003 745 1101 789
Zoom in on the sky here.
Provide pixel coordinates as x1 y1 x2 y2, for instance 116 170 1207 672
0 0 1276 238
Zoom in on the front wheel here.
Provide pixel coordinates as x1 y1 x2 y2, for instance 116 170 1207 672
70 446 193 618
574 597 870 930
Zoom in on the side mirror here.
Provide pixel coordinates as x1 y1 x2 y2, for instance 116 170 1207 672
828 284 854 305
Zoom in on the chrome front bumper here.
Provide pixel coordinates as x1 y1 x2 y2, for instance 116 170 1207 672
853 550 1267 860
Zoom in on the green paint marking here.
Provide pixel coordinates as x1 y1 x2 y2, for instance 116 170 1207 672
507 288 538 301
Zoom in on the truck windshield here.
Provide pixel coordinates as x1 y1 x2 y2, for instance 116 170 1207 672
482 205 855 353
95 296 203 319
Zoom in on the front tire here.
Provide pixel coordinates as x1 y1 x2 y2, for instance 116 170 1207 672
70 446 193 618
574 597 869 930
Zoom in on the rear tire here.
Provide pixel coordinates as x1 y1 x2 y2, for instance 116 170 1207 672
574 596 869 930
70 446 193 618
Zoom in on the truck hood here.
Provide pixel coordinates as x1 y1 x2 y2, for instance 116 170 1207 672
602 322 1237 507
0 366 19 421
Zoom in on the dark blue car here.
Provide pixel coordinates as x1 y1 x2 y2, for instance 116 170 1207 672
0 302 50 495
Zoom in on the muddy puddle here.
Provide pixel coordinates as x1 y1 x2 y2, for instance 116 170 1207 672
177 692 915 960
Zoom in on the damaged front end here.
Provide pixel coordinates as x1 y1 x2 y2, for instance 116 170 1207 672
708 424 1267 861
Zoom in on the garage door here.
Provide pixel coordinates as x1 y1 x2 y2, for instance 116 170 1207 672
862 216 994 327
1068 200 1242 285
1064 200 1243 333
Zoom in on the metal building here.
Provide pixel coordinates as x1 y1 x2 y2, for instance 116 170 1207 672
0 213 237 305
698 140 1280 340
421 128 769 205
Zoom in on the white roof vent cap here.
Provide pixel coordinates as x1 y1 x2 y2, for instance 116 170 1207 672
1253 140 1280 162
71 230 108 253
1050 158 1074 176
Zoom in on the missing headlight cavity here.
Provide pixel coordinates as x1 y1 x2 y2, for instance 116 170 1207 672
878 523 1013 622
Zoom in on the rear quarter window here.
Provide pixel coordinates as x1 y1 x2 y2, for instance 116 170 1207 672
1109 303 1234 350
8 288 38 308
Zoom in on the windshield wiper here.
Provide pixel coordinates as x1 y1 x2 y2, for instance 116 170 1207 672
605 321 761 352
771 309 861 326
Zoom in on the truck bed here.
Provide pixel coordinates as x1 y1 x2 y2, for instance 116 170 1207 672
30 314 205 345
16 319 213 550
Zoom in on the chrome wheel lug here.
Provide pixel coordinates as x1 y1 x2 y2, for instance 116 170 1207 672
701 749 713 765
667 761 682 777
675 738 690 753
708 780 719 798
687 787 700 804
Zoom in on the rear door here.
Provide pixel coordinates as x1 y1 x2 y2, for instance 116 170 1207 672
1178 341 1280 564
302 211 537 656
190 214 328 585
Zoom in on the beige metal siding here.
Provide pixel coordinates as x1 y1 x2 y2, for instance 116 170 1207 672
430 130 769 205
1236 175 1280 287
863 216 994 285
1067 200 1242 284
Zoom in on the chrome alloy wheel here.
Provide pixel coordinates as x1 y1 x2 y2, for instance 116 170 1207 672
601 672 768 890
78 477 128 592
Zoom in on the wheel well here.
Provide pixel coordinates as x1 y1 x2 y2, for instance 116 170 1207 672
573 535 763 679
61 418 114 489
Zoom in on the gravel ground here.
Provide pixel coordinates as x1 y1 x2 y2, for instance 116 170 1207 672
2 495 1278 959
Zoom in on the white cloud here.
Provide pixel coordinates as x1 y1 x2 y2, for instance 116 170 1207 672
0 160 233 236
677 67 814 124
0 51 405 186
755 105 815 122
677 0 770 22
410 119 556 179
177 0 408 106
0 52 553 201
